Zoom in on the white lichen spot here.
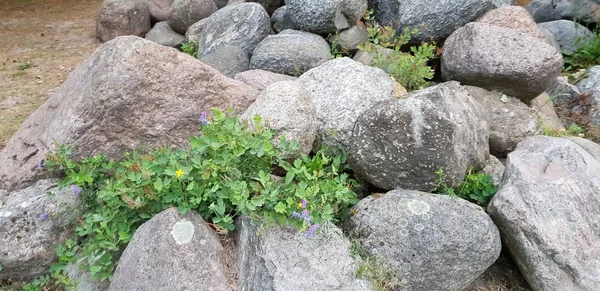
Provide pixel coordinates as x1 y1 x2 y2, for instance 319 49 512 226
398 219 409 228
399 229 409 237
553 254 565 264
407 200 430 215
171 220 195 245
421 213 430 220
414 223 424 232
403 262 412 272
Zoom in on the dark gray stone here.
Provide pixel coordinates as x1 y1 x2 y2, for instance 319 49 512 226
286 0 367 34
214 0 228 8
145 21 186 47
488 136 600 291
368 0 492 42
441 22 563 102
234 69 297 90
143 0 174 21
250 30 332 76
539 20 594 54
96 0 151 43
547 76 582 108
554 0 600 23
577 65 600 95
330 26 369 52
349 82 489 191
109 208 227 290
199 46 250 77
525 0 562 23
167 0 217 34
271 6 296 32
346 189 501 291
246 0 284 14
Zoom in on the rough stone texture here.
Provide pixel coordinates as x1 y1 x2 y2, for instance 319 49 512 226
525 0 562 23
199 46 250 78
0 36 258 192
492 0 513 7
96 0 151 43
554 0 600 23
187 3 271 57
577 65 600 95
540 26 562 52
0 180 79 281
346 190 501 291
547 76 582 109
441 22 563 102
296 57 395 149
247 0 284 14
286 0 367 34
109 208 227 290
66 263 110 291
565 136 600 160
234 69 297 91
369 0 492 42
145 21 186 47
576 66 600 138
250 30 332 76
330 25 369 52
538 20 594 54
351 45 396 66
488 136 600 291
143 0 174 21
240 81 317 156
477 6 547 41
271 6 296 32
463 85 540 158
167 0 217 34
481 155 505 187
237 217 373 291
530 92 567 133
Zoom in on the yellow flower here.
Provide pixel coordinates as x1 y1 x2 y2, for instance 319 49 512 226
298 202 303 208
175 169 184 178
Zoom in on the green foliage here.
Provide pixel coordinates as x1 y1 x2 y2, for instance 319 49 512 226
350 240 401 291
434 168 497 206
41 108 358 284
564 28 600 71
327 32 351 59
357 10 436 91
181 41 199 59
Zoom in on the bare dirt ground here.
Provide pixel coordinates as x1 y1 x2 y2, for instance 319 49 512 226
0 0 101 150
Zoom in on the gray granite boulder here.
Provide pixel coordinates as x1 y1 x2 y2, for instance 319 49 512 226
539 20 594 54
463 85 540 158
109 208 227 290
145 21 186 47
250 30 332 76
0 180 79 281
346 189 501 291
187 3 271 57
0 36 259 191
240 81 317 156
143 0 174 21
271 6 296 32
167 0 217 34
348 82 490 191
442 22 563 102
199 46 250 77
296 57 395 149
234 69 297 91
237 217 373 291
488 136 600 290
525 0 562 23
96 0 151 43
368 0 492 42
286 0 367 34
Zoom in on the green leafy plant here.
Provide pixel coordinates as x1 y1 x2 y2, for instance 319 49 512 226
181 41 199 59
564 27 600 71
39 108 358 285
434 167 498 206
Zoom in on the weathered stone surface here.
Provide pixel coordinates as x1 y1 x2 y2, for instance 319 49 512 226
250 30 332 76
530 92 567 133
167 0 217 34
143 0 174 21
348 82 489 191
477 6 547 41
286 0 367 34
369 0 492 42
271 6 296 32
0 180 79 281
199 46 249 78
96 0 151 42
109 208 227 290
330 25 369 52
577 65 600 95
234 69 297 91
145 21 186 47
237 217 373 291
296 57 395 149
246 0 284 14
547 76 582 109
346 190 501 291
481 155 505 187
554 0 600 23
488 136 600 291
187 3 271 57
463 85 540 158
538 20 594 54
565 136 600 160
442 22 563 102
524 0 562 23
0 36 258 191
240 81 317 156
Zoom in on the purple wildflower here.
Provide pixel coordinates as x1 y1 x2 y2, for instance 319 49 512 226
301 209 309 219
291 211 301 219
37 160 44 169
200 112 208 125
301 199 307 209
40 213 49 220
304 217 311 225
305 223 320 238
71 185 82 199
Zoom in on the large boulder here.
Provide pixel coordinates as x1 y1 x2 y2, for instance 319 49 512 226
0 180 79 281
199 46 250 78
488 136 600 290
476 5 547 41
143 0 174 21
234 69 297 91
463 85 540 158
296 57 395 149
187 3 271 57
368 0 492 42
145 21 186 47
285 0 367 34
96 0 151 43
109 208 227 290
538 20 594 54
167 0 217 34
441 22 563 102
348 82 489 191
240 81 317 156
250 30 332 76
0 36 259 191
345 189 501 291
237 217 373 291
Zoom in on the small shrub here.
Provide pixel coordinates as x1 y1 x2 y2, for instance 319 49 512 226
181 41 199 59
564 28 600 71
434 168 497 206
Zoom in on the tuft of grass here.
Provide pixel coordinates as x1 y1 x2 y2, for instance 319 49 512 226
350 239 401 291
181 41 199 59
17 61 36 71
564 27 600 71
